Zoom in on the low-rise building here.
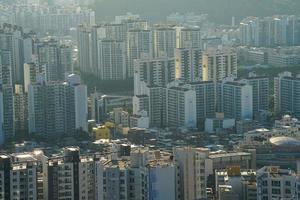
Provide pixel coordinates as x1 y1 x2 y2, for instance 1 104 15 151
130 110 150 128
209 151 256 170
257 166 300 200
215 167 257 200
205 113 235 134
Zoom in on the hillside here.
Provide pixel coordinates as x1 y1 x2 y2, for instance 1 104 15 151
94 0 300 24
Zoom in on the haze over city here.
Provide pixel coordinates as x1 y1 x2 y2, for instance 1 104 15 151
0 0 300 199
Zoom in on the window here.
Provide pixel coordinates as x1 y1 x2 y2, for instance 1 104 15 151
262 188 268 194
272 188 281 195
262 180 268 186
271 180 280 187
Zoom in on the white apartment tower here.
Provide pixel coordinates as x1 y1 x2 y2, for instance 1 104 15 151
218 79 253 120
166 85 197 128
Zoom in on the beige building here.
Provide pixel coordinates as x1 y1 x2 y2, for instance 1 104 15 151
202 47 237 82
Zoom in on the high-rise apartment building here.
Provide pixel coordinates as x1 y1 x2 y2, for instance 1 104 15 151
239 17 260 47
0 49 14 144
146 86 166 128
60 44 73 74
166 85 197 128
35 39 71 81
239 15 300 47
133 86 166 128
90 25 107 76
12 32 32 85
218 79 253 121
243 72 269 116
274 72 300 118
78 19 149 78
0 84 14 144
175 48 202 83
153 27 176 58
127 29 152 78
202 47 237 82
28 74 87 138
77 25 92 73
134 57 175 95
98 39 126 80
134 80 214 129
102 19 148 41
23 62 46 93
190 81 215 129
176 27 201 49
10 5 95 36
0 24 33 85
14 85 27 134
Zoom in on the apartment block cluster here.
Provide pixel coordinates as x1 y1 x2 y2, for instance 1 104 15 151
239 15 300 47
0 144 250 200
238 46 300 67
77 13 204 80
79 14 300 134
132 45 269 131
0 3 95 36
0 23 88 144
236 15 300 67
2 144 300 200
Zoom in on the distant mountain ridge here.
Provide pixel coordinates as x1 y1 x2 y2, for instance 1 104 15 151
94 0 300 24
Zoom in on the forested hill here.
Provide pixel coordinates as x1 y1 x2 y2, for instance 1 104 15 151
94 0 300 24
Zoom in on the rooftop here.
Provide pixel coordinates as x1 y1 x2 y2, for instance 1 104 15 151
269 136 300 147
209 152 250 159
